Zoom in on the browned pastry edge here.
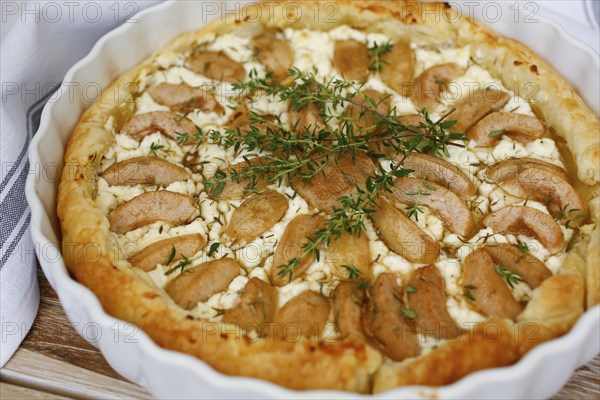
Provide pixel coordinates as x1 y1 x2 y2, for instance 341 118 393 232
57 0 597 393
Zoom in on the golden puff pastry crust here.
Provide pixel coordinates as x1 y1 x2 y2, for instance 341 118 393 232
58 0 598 393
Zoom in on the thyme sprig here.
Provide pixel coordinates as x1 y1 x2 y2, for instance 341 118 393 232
495 265 523 289
180 69 465 281
368 41 394 73
341 264 368 289
165 256 192 276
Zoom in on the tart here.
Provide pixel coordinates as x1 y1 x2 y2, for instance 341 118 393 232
57 0 599 393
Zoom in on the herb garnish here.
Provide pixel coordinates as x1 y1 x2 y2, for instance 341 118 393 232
401 308 416 319
342 264 368 289
165 245 176 265
495 265 523 289
552 205 588 229
165 256 192 275
207 242 220 257
464 284 477 301
368 41 394 73
516 241 529 253
149 142 165 156
179 69 465 282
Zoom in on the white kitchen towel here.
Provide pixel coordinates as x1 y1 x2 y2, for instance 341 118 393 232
0 0 597 368
0 0 160 367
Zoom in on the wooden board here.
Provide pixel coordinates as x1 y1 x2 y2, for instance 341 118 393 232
0 266 598 399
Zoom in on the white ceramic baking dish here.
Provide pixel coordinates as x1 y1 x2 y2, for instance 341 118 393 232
26 1 600 398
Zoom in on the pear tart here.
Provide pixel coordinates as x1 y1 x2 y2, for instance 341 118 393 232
57 1 599 393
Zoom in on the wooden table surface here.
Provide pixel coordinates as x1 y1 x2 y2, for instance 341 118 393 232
1 267 599 399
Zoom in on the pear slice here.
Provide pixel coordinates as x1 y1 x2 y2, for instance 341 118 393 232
468 112 544 146
401 153 477 198
498 167 588 220
371 197 440 263
108 191 197 234
291 152 375 212
273 290 330 340
411 63 464 111
333 40 369 82
406 265 461 339
270 214 327 286
129 234 205 272
380 41 414 94
451 88 510 133
225 189 289 243
252 34 294 82
186 50 246 83
362 273 421 361
332 281 367 341
484 244 551 289
101 156 189 186
485 158 570 184
122 111 197 142
483 206 565 253
149 82 224 114
222 277 278 336
389 177 476 237
462 248 523 319
165 258 240 310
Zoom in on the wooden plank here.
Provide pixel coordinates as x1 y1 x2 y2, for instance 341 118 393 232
553 356 600 400
19 268 126 382
0 382 69 400
0 349 150 399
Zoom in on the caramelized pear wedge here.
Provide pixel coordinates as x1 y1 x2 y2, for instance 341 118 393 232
484 244 551 289
333 281 367 341
333 40 369 82
483 206 565 253
462 248 523 319
288 102 326 134
149 82 224 114
273 290 330 340
185 51 246 83
225 189 289 243
344 90 391 134
406 265 461 339
226 104 275 136
129 234 206 272
468 112 544 146
371 197 440 263
380 41 414 94
451 88 511 133
498 167 588 220
291 152 375 212
485 158 570 184
270 214 327 286
252 34 294 82
330 231 371 281
401 153 477 198
108 191 197 234
101 156 189 186
222 277 278 336
122 111 197 142
165 258 240 310
362 273 420 361
212 157 270 200
389 177 476 237
411 63 464 111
